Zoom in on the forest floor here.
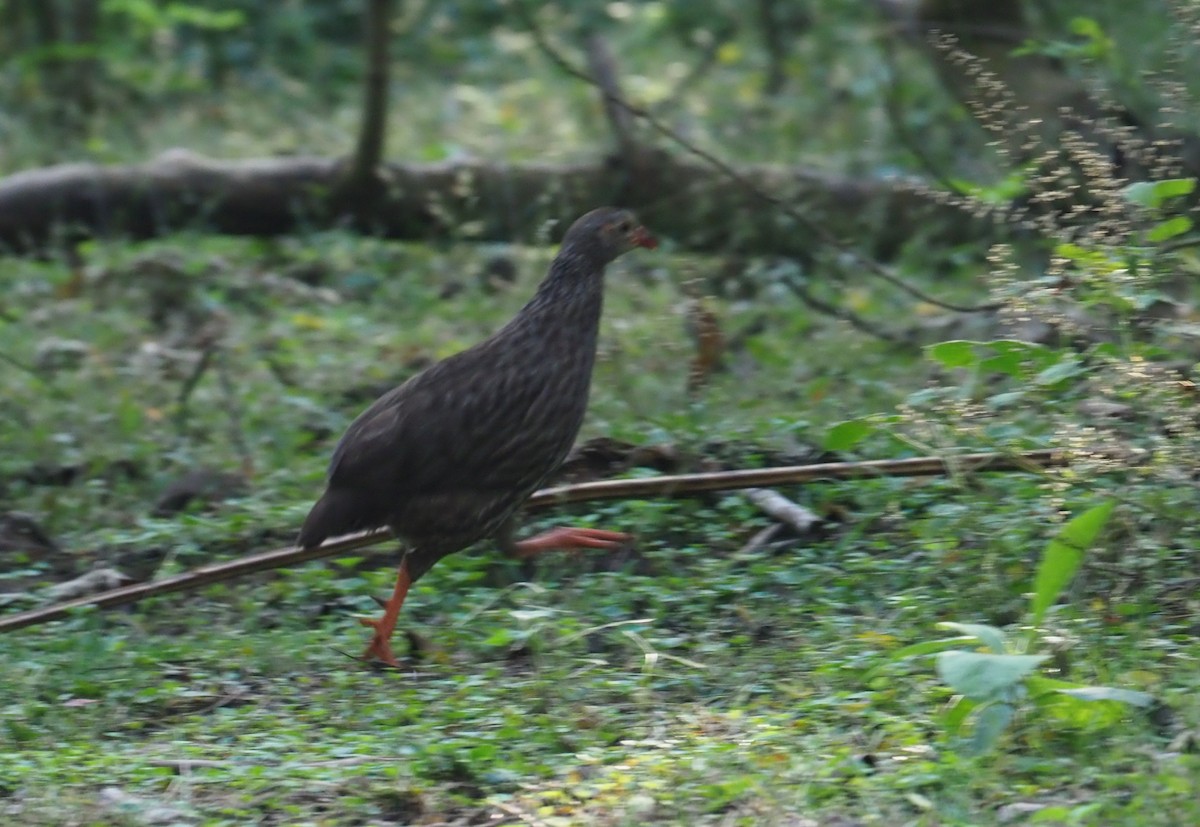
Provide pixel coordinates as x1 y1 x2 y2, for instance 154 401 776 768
2 31 1199 827
1 226 1195 826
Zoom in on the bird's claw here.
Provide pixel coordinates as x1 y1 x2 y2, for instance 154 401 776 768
354 616 402 667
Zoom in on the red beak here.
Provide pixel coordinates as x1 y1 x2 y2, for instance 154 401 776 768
632 225 658 250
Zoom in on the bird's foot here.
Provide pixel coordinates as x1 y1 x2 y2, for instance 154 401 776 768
510 526 632 558
357 615 402 667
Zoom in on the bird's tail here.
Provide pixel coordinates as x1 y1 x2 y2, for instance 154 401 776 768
298 489 376 549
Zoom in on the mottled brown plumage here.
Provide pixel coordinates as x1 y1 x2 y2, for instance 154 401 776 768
299 207 656 665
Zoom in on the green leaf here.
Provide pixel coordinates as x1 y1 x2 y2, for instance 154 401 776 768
824 419 875 451
979 339 1055 377
969 702 1014 754
936 651 1048 701
483 628 515 647
985 390 1026 409
940 695 977 735
1147 216 1193 243
862 636 977 681
1027 677 1149 729
164 3 247 31
1033 804 1104 823
1153 178 1196 199
879 636 981 663
1035 358 1084 387
1030 501 1115 627
1123 178 1196 208
1025 675 1087 697
927 340 977 369
937 622 1008 654
1055 686 1154 707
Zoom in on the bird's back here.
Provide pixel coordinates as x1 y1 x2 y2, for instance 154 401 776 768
298 282 601 550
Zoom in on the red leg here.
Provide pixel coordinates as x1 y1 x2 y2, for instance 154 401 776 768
509 526 632 559
358 560 412 666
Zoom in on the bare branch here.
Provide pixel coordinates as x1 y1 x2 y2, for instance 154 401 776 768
0 449 1065 634
788 275 914 347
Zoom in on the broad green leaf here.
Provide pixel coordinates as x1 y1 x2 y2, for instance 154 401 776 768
1056 686 1154 707
940 694 977 735
970 702 1014 754
1033 804 1104 823
862 636 978 682
1054 242 1105 266
979 339 1055 377
1153 178 1196 199
1035 358 1084 386
1028 677 1145 729
979 351 1027 377
936 651 1047 701
1123 178 1196 208
824 419 875 451
1025 675 1084 697
1030 501 1115 627
878 636 980 663
937 622 1007 654
1147 216 1193 243
483 628 515 647
1124 181 1161 207
927 340 977 369
985 390 1026 409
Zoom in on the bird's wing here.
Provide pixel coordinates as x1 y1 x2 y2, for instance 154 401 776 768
325 377 441 495
324 343 570 497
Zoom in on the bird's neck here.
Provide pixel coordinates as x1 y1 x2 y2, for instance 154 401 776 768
516 252 606 342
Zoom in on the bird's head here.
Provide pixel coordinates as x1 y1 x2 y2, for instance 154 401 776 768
563 207 657 264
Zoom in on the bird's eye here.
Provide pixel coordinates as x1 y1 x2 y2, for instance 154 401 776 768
617 220 632 232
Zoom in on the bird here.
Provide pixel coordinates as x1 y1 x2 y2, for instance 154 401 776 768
298 207 657 666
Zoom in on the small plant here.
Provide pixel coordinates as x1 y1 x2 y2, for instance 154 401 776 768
873 500 1154 754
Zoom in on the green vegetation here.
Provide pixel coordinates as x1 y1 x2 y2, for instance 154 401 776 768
2 1 1199 824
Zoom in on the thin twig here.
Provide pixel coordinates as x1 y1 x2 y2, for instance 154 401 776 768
0 450 1065 634
878 30 962 193
735 523 784 557
531 450 1064 506
174 344 215 437
787 275 913 346
514 1 1003 315
214 348 255 476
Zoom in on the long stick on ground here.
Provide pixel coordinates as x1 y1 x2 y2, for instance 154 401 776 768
0 450 1064 633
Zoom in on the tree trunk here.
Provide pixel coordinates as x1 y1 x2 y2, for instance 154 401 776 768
336 0 395 213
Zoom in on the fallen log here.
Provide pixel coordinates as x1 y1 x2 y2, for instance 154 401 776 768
0 149 987 257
